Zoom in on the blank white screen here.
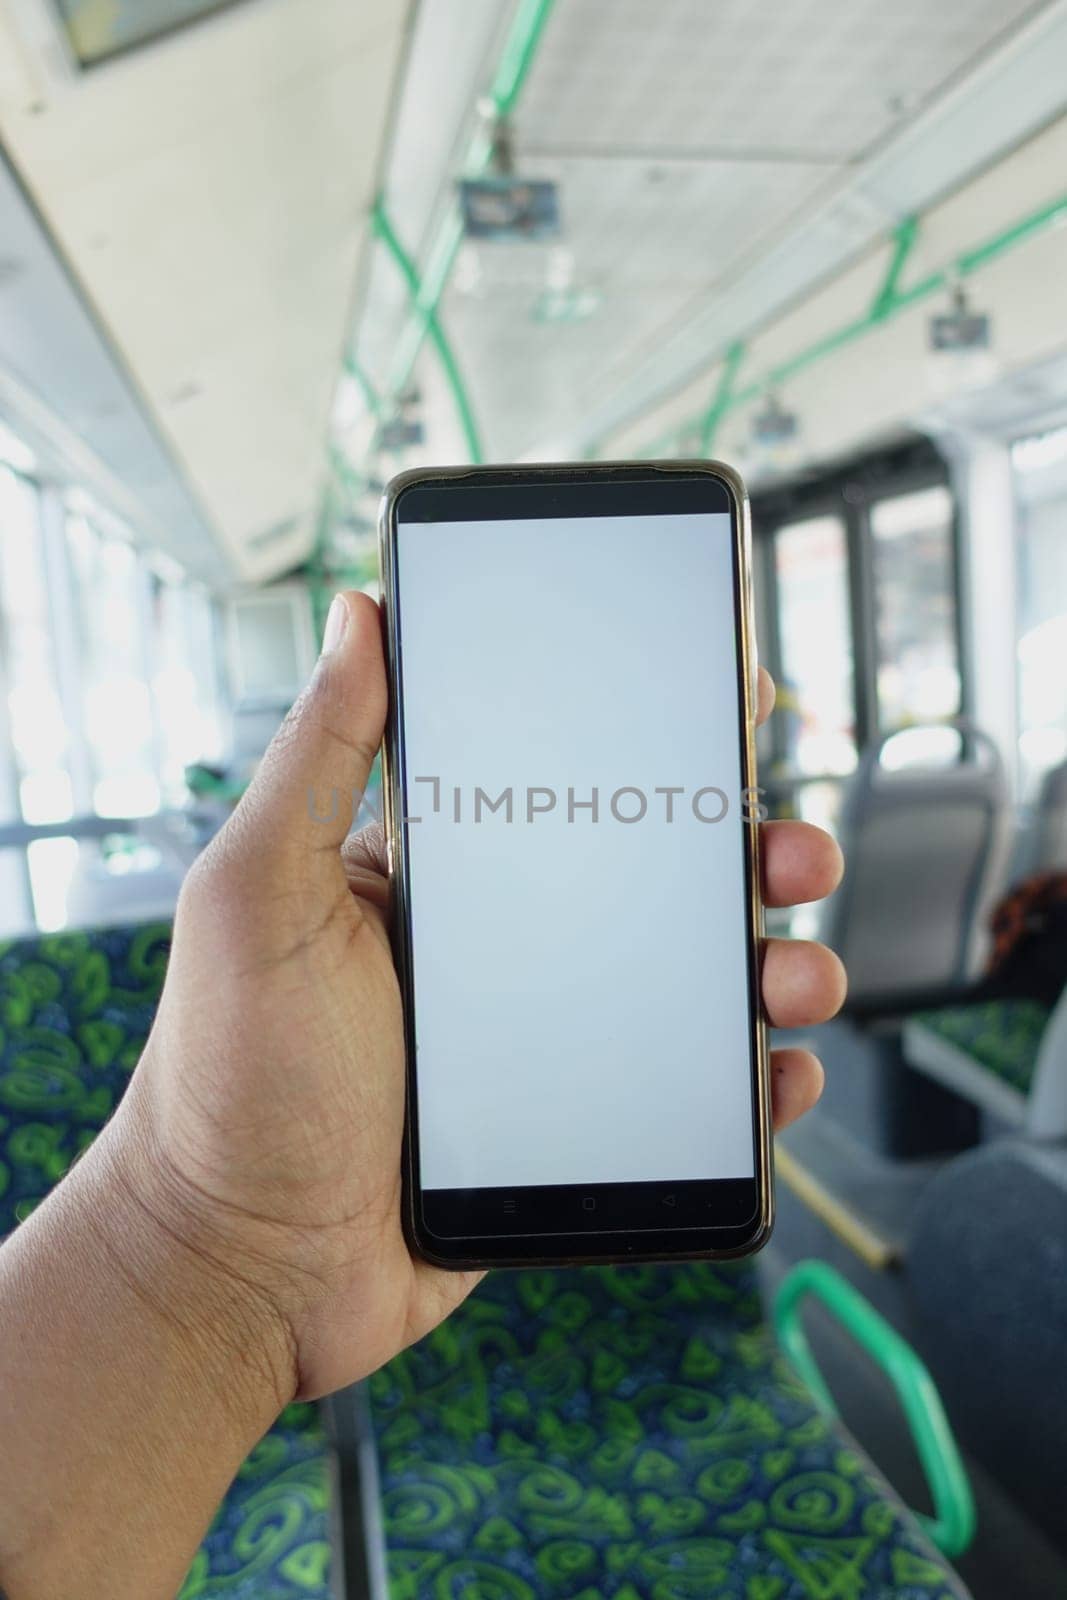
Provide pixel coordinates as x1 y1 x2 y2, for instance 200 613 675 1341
396 513 756 1190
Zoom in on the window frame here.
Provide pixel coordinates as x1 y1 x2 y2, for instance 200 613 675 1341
51 0 253 70
0 454 228 930
753 436 966 783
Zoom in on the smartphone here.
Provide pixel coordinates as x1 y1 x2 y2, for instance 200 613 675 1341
379 461 771 1269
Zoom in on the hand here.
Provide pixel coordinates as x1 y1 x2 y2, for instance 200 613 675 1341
115 592 846 1405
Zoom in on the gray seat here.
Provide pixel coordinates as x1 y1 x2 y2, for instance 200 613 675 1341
909 1140 1067 1550
820 725 1011 1016
903 985 1067 1141
1015 757 1067 877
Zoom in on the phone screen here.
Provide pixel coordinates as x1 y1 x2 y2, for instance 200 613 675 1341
387 471 764 1259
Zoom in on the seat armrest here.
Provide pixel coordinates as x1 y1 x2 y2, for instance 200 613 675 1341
774 1260 976 1558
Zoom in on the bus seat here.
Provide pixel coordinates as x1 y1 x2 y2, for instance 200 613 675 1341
909 1139 1067 1550
360 1263 972 1598
820 726 1010 1017
903 989 1067 1140
0 922 972 1598
0 922 338 1600
1018 758 1067 877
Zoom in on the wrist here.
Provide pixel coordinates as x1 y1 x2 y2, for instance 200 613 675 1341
0 1092 298 1600
89 1088 300 1435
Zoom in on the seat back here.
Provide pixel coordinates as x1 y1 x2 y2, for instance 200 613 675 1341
0 920 339 1600
1027 985 1067 1140
821 726 1010 1011
0 922 171 1231
1025 758 1067 875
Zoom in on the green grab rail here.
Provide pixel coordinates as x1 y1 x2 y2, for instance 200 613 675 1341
379 0 559 407
321 0 557 527
698 338 745 456
871 214 920 320
372 202 485 465
604 186 1067 462
343 357 385 422
773 1259 976 1559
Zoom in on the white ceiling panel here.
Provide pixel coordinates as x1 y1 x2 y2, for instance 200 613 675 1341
439 153 833 457
518 0 1043 161
351 0 1064 481
0 0 409 578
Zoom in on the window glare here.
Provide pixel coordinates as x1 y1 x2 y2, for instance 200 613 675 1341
774 516 857 779
1016 487 1067 798
0 441 227 937
870 484 960 735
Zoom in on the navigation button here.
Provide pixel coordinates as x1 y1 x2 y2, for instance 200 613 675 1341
581 1196 597 1212
661 1193 677 1207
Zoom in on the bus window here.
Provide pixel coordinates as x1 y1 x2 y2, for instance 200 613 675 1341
151 581 225 807
66 514 160 819
870 485 960 741
0 469 73 826
772 515 856 836
1015 428 1067 799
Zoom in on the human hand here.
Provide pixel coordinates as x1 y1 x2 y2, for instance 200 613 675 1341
112 591 845 1407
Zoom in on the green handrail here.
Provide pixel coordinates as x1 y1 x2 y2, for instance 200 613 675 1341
343 357 384 422
871 215 920 320
698 338 745 456
379 0 558 410
773 1259 976 1558
605 187 1067 461
372 202 484 464
323 0 557 525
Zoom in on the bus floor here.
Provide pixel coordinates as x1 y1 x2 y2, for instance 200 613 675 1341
766 1110 1065 1600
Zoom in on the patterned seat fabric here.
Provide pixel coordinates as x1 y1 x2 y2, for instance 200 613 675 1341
911 999 1049 1096
369 1265 969 1600
0 923 335 1600
0 923 969 1598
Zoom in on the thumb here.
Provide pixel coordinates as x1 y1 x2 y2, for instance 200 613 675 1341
228 590 387 883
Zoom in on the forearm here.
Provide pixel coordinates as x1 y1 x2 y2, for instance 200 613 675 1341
0 1104 295 1600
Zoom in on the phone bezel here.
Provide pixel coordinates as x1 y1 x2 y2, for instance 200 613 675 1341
378 460 772 1269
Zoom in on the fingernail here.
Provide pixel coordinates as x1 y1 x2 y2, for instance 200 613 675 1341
321 593 349 656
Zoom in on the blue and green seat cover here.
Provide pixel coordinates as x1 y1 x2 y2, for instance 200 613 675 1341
0 923 970 1598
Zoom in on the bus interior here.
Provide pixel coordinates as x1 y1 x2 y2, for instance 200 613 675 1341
0 1 1066 1596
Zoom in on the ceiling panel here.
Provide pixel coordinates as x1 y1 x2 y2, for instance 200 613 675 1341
519 0 1044 161
349 0 1061 484
438 152 834 457
0 0 408 578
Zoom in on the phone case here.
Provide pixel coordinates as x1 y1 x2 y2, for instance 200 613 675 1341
378 460 772 1269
